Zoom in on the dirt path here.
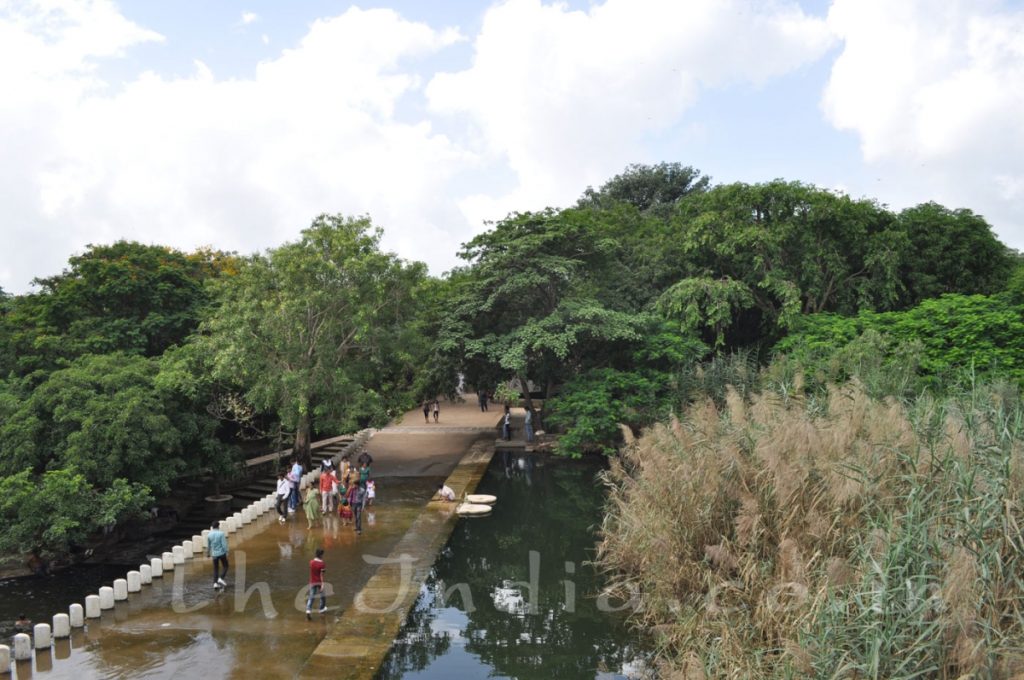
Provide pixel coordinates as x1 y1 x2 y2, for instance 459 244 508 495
365 394 501 478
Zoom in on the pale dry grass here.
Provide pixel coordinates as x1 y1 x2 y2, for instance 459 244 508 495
599 379 1024 679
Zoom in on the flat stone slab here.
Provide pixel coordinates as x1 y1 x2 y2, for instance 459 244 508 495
299 438 495 679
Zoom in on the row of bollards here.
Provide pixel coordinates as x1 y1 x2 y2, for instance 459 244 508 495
1 428 374 675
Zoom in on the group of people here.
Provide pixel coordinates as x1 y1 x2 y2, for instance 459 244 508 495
274 450 376 535
421 398 441 423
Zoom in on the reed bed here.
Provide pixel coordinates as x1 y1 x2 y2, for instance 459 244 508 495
599 379 1024 678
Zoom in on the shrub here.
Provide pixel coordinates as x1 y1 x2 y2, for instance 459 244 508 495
598 380 1024 678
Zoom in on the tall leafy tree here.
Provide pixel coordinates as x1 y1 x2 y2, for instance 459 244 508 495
442 209 646 410
895 202 1014 306
578 162 710 214
199 214 425 464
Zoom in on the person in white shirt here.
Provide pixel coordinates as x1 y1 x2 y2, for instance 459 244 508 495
436 483 456 502
276 471 290 522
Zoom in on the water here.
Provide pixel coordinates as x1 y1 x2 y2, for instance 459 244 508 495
377 453 647 680
2 477 442 679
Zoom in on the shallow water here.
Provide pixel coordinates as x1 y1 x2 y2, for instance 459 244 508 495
377 453 647 680
3 476 441 679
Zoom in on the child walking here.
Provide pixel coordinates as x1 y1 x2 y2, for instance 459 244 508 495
339 483 354 526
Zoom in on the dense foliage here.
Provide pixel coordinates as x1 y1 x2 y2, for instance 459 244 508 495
0 162 1017 570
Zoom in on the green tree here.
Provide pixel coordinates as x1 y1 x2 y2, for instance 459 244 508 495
578 162 710 214
199 214 425 465
442 209 646 411
657 180 903 343
0 352 226 494
896 202 1013 306
0 468 151 557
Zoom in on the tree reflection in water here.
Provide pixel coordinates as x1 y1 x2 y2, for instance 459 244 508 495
378 454 646 679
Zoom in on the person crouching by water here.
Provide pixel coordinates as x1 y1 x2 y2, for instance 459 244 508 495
436 483 456 502
14 614 31 634
276 471 290 523
207 521 229 589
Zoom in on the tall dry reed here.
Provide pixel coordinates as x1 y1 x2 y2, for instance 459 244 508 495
599 380 1024 678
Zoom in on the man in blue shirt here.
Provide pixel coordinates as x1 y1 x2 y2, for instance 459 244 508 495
207 521 229 588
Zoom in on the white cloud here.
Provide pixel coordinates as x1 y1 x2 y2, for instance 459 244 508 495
823 0 1024 249
0 3 470 291
261 33 269 45
240 11 259 25
426 0 835 227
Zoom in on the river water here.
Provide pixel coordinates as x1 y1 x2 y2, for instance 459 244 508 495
377 452 647 680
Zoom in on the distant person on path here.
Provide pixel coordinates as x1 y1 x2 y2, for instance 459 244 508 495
525 408 534 443
208 521 229 589
422 399 430 423
366 478 376 506
303 485 321 529
432 399 440 422
288 459 303 512
276 471 290 522
306 547 327 620
347 483 366 534
320 465 338 514
478 391 487 412
502 406 511 441
436 483 456 502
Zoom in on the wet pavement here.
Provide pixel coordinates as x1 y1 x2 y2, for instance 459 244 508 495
10 477 440 680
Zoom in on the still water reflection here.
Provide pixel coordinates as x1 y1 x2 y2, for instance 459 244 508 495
378 453 647 679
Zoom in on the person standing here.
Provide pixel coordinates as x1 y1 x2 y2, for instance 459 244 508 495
422 399 430 423
502 405 511 441
303 485 321 530
306 547 327 620
276 471 290 522
208 521 229 588
525 408 534 443
288 459 303 512
320 465 338 514
347 483 366 534
432 398 440 423
478 391 487 412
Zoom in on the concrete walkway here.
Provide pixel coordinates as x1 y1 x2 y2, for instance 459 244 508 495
6 396 499 680
300 394 500 678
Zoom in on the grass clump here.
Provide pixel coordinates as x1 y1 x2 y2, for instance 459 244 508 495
598 379 1024 678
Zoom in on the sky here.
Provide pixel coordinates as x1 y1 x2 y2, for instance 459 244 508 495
1 0 1023 293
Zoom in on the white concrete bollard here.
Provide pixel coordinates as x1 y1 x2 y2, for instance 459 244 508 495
84 595 101 619
53 613 70 639
0 644 9 671
172 546 185 564
232 511 243 525
127 570 141 592
182 539 194 557
200 529 209 549
33 623 51 649
162 552 174 570
113 578 128 601
69 603 84 628
191 536 203 553
98 586 115 610
139 563 152 584
225 517 237 533
150 557 164 578
13 633 31 660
